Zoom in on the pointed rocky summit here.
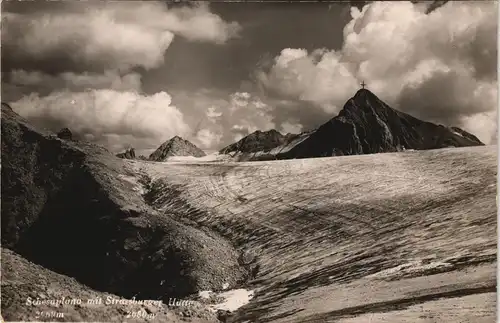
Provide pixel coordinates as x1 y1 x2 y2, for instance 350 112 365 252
220 89 484 161
149 136 206 161
281 89 483 159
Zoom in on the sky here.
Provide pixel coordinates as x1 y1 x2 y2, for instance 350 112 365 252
2 1 497 155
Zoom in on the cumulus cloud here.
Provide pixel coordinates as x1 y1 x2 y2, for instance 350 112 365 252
2 2 240 73
10 90 190 153
3 2 241 152
257 1 497 143
171 90 276 149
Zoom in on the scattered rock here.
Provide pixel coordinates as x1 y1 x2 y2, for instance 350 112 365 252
116 148 136 159
1 248 219 322
57 127 73 140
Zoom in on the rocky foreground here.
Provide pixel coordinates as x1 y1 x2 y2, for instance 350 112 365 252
1 104 247 322
2 248 219 322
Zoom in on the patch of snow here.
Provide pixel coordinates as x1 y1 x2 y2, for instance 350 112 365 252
198 290 213 299
117 174 145 195
198 288 254 312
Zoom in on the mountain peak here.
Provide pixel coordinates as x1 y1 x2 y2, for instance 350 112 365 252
149 136 205 161
351 88 384 106
219 88 484 161
353 88 373 97
219 129 286 154
170 135 183 141
284 89 483 158
339 88 397 119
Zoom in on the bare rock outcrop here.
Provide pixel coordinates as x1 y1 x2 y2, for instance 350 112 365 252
57 127 73 141
219 130 288 155
1 105 247 312
116 148 136 159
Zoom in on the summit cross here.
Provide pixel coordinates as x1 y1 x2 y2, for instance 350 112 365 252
360 81 366 89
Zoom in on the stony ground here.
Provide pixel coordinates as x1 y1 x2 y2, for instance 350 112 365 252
131 145 497 323
1 248 220 322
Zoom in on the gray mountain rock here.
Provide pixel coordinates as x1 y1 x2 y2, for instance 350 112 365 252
1 104 247 306
56 128 73 141
220 89 483 161
149 136 206 161
116 148 136 159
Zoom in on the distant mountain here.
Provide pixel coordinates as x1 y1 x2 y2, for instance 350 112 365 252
220 129 289 155
218 130 311 161
220 89 483 161
149 136 206 161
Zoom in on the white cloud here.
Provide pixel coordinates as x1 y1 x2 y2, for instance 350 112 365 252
280 122 303 134
230 92 252 109
2 2 241 153
257 1 497 143
195 128 223 149
10 90 190 153
2 2 240 72
207 106 223 119
171 90 276 149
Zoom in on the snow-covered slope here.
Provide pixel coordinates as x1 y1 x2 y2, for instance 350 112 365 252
133 145 497 323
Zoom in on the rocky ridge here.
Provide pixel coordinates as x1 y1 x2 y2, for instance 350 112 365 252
116 148 136 160
219 89 483 161
1 104 247 321
219 130 291 155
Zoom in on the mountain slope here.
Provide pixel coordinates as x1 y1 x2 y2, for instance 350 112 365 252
219 130 289 155
220 89 483 161
149 136 206 162
1 104 247 310
136 144 497 323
